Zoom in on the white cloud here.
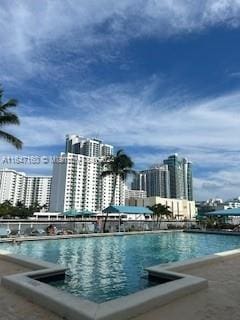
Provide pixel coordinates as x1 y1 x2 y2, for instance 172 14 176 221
2 80 240 199
1 0 240 79
1 1 240 199
6 80 240 152
194 168 240 200
58 84 240 151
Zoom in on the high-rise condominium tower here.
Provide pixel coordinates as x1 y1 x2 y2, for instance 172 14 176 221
163 154 193 200
0 169 26 206
65 134 113 157
0 169 52 208
24 176 52 208
132 164 170 198
50 135 124 213
184 159 193 201
132 155 193 201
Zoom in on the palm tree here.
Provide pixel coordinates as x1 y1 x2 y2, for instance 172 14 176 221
101 149 135 232
148 203 172 230
16 200 25 208
0 85 22 149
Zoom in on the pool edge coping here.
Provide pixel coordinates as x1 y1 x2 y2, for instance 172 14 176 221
1 247 240 319
0 229 182 243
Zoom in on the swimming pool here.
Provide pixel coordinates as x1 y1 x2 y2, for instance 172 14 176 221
1 232 240 302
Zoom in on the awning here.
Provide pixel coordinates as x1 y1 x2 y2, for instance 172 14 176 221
204 207 240 217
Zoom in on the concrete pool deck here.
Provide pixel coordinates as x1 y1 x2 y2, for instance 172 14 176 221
0 247 240 320
136 252 240 320
0 260 61 320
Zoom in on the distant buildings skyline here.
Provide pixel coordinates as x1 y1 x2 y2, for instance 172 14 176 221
132 154 193 201
0 134 195 212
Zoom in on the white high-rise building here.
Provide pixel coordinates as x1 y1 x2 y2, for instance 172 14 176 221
50 152 125 213
101 174 125 210
25 176 52 209
0 169 52 208
101 144 114 156
65 134 114 157
0 169 26 205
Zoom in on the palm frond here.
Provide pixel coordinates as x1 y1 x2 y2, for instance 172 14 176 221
0 99 18 111
0 87 3 101
101 170 115 177
101 156 114 166
116 149 124 157
0 85 22 150
0 130 22 149
0 113 20 126
124 168 136 175
120 169 136 180
101 149 134 192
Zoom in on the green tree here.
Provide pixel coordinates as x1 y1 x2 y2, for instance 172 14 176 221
2 200 12 207
0 200 41 219
0 85 22 149
101 149 135 232
205 216 226 230
148 203 172 229
29 201 41 212
0 200 13 217
41 203 48 211
16 201 25 208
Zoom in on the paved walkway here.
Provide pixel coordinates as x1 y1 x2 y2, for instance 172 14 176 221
0 260 61 320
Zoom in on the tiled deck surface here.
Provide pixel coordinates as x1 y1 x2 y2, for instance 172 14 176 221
0 260 62 320
135 254 240 320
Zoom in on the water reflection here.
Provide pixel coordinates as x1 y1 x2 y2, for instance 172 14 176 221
1 233 240 302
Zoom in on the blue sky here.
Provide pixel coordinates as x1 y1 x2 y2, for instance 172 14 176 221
1 0 240 200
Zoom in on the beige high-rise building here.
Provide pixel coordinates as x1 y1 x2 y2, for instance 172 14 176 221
125 188 147 206
136 196 196 220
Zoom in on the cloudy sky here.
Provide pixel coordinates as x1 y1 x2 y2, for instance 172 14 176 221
1 0 240 200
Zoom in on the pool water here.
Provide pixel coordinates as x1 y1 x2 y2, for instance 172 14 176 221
1 232 240 302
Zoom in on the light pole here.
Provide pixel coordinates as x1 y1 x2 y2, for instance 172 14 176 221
118 213 121 232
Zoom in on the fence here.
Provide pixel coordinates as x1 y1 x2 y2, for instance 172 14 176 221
0 219 197 237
